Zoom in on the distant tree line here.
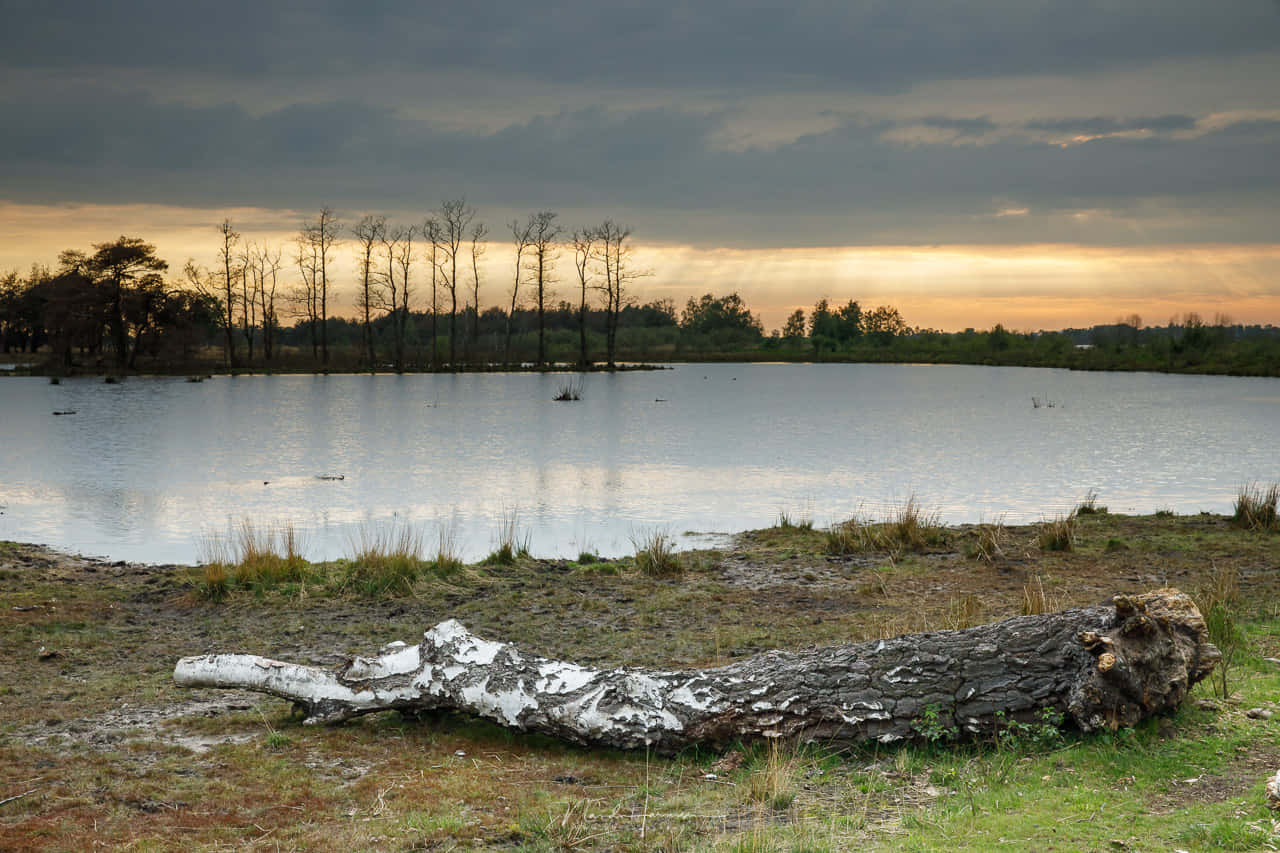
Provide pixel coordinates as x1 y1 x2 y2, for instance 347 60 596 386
0 237 220 371
2 214 1278 377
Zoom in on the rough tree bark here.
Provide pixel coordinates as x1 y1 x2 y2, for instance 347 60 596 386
174 589 1218 753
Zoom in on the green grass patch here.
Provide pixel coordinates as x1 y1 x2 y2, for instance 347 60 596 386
632 529 683 577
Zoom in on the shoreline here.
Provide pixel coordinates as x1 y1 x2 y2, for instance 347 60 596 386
5 352 1280 379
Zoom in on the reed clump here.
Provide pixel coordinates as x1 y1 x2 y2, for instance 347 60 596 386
1074 489 1107 515
745 740 802 812
425 523 464 577
483 508 531 565
1020 574 1060 615
1037 512 1077 552
198 519 309 597
885 495 945 549
552 376 583 401
825 495 945 556
633 530 683 577
776 510 814 531
968 517 1007 562
825 515 879 556
945 593 984 630
1232 482 1279 532
1195 561 1245 698
343 521 430 595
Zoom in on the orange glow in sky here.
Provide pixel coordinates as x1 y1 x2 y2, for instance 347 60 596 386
2 201 1277 332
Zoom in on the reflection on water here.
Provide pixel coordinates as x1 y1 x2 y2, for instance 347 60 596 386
1 364 1277 564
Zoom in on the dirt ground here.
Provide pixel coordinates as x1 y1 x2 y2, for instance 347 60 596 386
2 512 1279 850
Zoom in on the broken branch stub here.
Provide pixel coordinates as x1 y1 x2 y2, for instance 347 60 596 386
174 589 1219 753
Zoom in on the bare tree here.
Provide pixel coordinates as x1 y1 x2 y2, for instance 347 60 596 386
291 233 322 359
379 224 415 372
505 216 535 365
301 208 340 366
469 222 488 358
352 214 387 370
526 211 562 367
572 227 597 368
257 244 283 364
237 242 260 364
422 217 442 368
594 221 644 368
215 220 239 367
437 199 477 366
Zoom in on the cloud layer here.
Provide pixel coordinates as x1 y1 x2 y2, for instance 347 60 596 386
1 0 1278 250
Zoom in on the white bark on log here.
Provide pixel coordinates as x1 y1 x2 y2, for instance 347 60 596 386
174 589 1218 752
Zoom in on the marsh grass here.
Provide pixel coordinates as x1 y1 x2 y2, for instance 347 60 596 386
1195 561 1245 698
1020 574 1060 615
200 559 230 601
1075 489 1107 515
825 515 878 556
745 740 802 812
552 376 583 401
632 529 683 576
884 495 945 549
945 593 983 630
1232 482 1279 532
197 519 309 597
777 509 814 531
343 520 429 595
967 516 1007 562
1037 512 1077 552
426 522 464 577
484 507 531 565
826 495 944 556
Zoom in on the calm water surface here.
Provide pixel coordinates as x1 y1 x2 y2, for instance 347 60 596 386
1 363 1277 564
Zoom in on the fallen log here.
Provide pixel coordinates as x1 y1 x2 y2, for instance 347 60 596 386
174 589 1218 753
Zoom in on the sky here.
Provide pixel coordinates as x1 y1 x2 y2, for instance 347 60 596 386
1 1 1278 331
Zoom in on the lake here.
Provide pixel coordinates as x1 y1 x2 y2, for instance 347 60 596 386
1 363 1277 565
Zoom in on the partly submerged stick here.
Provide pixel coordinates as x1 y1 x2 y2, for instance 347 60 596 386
175 589 1218 753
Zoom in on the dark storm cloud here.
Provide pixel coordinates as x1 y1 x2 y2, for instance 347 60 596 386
2 0 1278 92
919 116 999 136
1025 114 1200 134
2 87 1278 245
1 0 1277 247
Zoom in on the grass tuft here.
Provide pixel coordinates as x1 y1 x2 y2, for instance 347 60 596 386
746 740 801 812
945 593 983 630
552 376 583 401
197 519 309 597
1232 481 1279 532
1075 489 1107 515
776 510 814 531
1195 561 1245 698
1037 512 1077 552
425 522 464 577
968 516 1007 562
826 495 944 556
632 529 683 577
343 519 429 595
825 515 877 556
885 494 944 549
483 507 531 565
200 560 229 601
1020 574 1060 615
